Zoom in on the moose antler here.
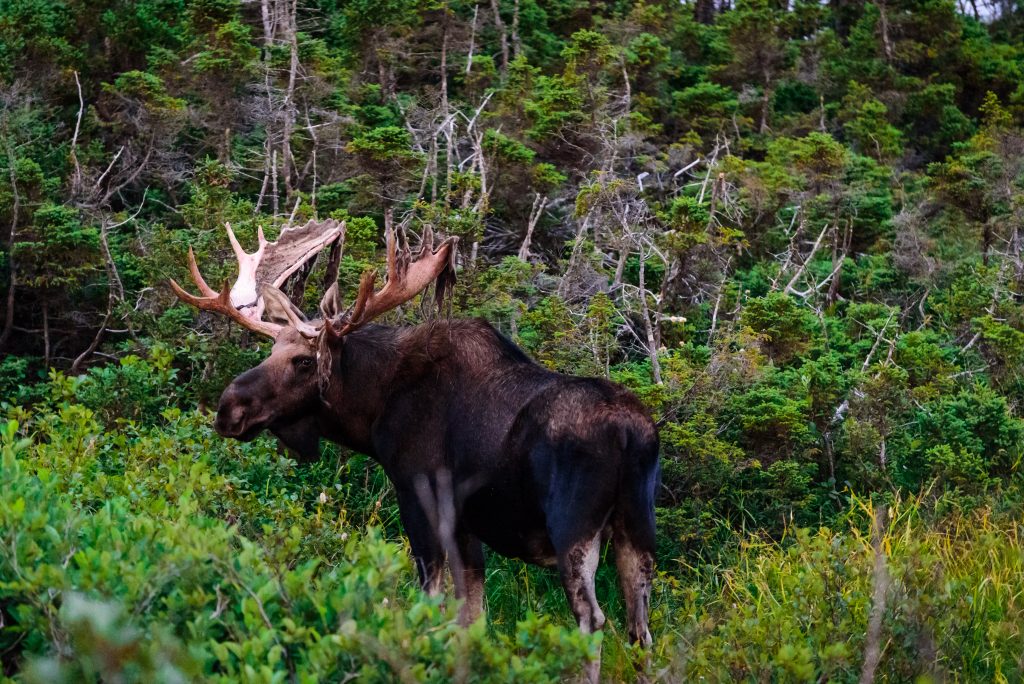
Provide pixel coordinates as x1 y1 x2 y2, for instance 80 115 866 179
169 218 344 338
169 250 284 338
329 227 457 336
228 218 345 312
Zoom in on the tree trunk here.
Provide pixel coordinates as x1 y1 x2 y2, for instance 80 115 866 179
511 0 521 59
760 67 772 133
281 0 299 203
490 0 509 75
694 0 716 24
877 1 893 63
0 112 20 352
638 256 662 385
466 4 478 76
271 149 280 217
517 194 547 261
438 4 450 203
70 71 84 196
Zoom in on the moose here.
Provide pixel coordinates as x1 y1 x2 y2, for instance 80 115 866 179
170 218 659 658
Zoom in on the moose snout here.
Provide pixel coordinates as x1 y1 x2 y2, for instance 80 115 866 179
214 386 258 439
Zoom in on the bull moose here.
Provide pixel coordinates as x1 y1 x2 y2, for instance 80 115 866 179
170 219 659 659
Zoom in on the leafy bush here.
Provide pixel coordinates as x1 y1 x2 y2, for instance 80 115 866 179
0 412 596 683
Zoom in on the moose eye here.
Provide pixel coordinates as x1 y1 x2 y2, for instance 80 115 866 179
293 357 315 370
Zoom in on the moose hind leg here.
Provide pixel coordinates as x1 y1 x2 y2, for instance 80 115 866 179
557 531 605 634
613 519 654 647
555 531 604 684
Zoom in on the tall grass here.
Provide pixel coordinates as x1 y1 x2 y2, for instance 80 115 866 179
642 496 1024 682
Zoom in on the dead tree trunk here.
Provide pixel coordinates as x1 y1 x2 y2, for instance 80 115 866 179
466 4 479 76
511 0 521 59
491 0 509 75
281 0 299 203
517 194 547 261
0 109 20 352
638 255 663 385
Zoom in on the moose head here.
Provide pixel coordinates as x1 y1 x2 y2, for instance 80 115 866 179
169 219 456 457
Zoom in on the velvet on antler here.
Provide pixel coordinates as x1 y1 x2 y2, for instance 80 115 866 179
326 227 458 337
171 220 457 340
169 219 344 338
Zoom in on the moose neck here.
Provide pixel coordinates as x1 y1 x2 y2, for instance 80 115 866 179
315 324 406 456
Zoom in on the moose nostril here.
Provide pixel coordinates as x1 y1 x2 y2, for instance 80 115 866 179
215 404 248 435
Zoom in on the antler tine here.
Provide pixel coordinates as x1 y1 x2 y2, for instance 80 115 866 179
331 228 457 336
186 246 218 297
224 223 267 309
169 274 283 338
169 241 283 339
225 222 268 258
349 269 378 323
225 222 244 260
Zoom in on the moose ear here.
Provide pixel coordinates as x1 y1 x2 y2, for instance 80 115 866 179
261 285 309 327
319 281 342 321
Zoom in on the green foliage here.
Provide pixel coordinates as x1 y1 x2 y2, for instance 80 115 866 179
14 204 100 293
517 295 591 372
840 82 903 161
524 72 587 140
727 383 813 461
903 83 976 158
70 349 178 425
347 126 419 164
739 293 816 364
483 130 536 165
5 1 1024 680
104 70 186 112
672 81 739 137
0 390 595 682
664 498 1024 682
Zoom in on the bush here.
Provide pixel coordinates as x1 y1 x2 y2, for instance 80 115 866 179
0 408 595 683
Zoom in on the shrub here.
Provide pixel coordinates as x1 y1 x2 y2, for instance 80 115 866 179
0 416 596 682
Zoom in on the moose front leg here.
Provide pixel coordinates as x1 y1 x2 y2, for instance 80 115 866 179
395 489 445 595
456 533 485 625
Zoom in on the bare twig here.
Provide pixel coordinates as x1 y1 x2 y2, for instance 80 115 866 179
465 4 479 75
783 223 830 295
70 71 84 194
517 194 547 261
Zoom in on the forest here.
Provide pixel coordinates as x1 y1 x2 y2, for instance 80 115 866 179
2 0 1024 680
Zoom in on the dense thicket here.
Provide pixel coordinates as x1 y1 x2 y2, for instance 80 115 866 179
2 0 1024 681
